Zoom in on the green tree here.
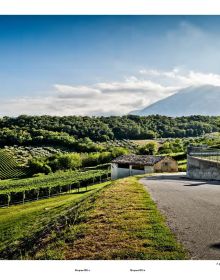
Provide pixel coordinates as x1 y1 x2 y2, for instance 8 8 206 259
29 159 52 175
57 153 82 170
138 142 158 155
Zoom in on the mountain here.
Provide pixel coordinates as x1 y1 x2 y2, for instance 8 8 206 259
130 85 220 116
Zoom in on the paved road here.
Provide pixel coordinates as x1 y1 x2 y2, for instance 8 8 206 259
140 174 220 260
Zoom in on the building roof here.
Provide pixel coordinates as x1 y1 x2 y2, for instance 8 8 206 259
112 154 166 166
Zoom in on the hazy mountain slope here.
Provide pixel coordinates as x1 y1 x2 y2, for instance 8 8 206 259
131 85 220 116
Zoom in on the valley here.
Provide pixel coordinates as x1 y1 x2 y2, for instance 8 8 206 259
0 114 220 259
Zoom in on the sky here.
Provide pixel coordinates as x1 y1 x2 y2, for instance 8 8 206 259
1 16 220 116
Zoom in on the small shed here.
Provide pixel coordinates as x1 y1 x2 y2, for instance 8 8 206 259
111 154 178 179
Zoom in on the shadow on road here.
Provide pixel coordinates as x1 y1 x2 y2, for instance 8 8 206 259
184 182 208 187
210 243 220 250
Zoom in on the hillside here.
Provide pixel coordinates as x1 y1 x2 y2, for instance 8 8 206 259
0 177 186 260
0 150 27 179
131 85 220 117
0 181 108 257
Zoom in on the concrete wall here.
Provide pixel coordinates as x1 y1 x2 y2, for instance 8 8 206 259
111 163 131 180
187 155 220 180
144 166 154 173
130 169 145 176
111 163 153 180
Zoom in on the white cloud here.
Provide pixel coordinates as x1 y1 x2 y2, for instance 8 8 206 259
54 84 100 98
2 68 220 116
139 68 220 87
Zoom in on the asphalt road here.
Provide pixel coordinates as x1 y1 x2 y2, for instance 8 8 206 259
140 174 220 260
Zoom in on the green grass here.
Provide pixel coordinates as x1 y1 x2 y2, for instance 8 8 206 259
0 181 109 259
30 177 187 260
177 159 187 172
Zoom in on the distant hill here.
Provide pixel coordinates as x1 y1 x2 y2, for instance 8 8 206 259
130 85 220 116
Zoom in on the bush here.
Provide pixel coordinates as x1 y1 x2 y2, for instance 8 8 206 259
138 142 158 155
29 159 52 175
82 153 100 167
57 153 82 170
110 147 129 158
81 148 128 168
178 164 187 172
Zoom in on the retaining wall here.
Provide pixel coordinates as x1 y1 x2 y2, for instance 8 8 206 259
187 155 220 180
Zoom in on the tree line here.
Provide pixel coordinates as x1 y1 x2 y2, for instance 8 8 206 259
28 147 127 175
0 115 219 147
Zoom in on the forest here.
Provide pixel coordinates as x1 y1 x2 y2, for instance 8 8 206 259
0 115 219 149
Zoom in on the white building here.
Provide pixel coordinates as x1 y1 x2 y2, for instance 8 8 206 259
111 154 178 180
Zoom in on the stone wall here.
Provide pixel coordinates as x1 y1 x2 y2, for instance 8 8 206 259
187 155 220 180
154 157 178 172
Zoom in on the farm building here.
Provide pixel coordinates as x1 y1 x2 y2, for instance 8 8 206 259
111 154 178 179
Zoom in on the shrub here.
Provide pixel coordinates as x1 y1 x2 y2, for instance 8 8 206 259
56 153 82 170
110 147 129 158
138 142 158 155
29 159 52 175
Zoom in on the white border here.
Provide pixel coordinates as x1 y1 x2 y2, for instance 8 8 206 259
1 1 220 279
0 0 220 15
1 260 220 280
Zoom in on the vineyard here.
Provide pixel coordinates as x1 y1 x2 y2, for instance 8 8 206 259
100 139 138 152
0 168 110 207
4 145 65 166
0 149 27 180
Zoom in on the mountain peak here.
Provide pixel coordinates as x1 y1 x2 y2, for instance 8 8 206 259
130 84 220 117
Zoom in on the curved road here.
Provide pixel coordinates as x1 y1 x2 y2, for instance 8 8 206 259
141 174 220 260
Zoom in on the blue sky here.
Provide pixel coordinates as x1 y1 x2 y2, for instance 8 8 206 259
1 16 220 116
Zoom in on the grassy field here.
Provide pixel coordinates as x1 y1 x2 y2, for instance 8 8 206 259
131 139 161 147
30 177 187 260
0 182 109 259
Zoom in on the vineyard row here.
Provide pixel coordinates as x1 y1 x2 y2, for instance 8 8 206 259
0 169 110 207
